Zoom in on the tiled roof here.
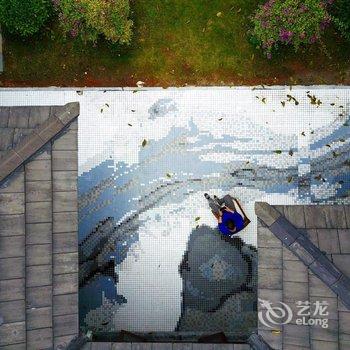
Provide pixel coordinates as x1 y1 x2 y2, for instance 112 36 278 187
0 103 80 349
256 203 350 350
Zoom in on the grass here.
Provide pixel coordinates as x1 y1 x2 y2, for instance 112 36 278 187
1 0 350 87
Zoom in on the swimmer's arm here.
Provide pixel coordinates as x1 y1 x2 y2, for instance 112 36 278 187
213 211 222 223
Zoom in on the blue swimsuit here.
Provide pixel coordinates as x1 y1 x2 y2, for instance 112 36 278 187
218 210 245 236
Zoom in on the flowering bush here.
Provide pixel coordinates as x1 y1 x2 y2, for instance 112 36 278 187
53 0 133 44
331 0 350 41
0 0 53 37
251 0 333 58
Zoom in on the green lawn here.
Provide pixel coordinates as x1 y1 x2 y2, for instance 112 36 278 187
1 0 350 87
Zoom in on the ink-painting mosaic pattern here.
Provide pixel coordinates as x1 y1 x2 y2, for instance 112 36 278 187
78 88 350 341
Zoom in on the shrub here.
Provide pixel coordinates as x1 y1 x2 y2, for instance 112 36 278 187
251 0 333 58
331 0 350 41
0 0 53 37
53 0 133 44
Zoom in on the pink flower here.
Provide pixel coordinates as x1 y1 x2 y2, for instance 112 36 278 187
279 29 293 42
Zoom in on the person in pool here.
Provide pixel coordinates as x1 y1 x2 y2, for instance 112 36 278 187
204 193 250 237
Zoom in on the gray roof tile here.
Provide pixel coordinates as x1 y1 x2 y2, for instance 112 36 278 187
338 229 350 254
8 107 30 128
0 128 14 151
0 107 9 127
12 128 34 148
28 106 51 128
317 229 341 254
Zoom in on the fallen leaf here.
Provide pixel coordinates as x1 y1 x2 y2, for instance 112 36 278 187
216 12 223 17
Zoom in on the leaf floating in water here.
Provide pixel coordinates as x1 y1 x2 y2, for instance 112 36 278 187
314 174 322 181
287 176 293 183
274 150 282 154
166 173 172 178
195 217 201 221
289 149 294 156
286 94 299 105
307 93 322 106
142 139 148 147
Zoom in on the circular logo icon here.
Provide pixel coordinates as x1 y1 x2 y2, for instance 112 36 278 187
258 298 293 328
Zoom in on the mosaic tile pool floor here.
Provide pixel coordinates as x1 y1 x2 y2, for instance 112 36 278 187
75 88 350 341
